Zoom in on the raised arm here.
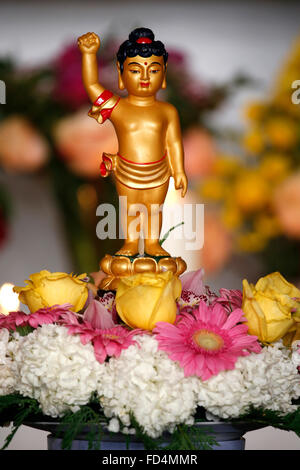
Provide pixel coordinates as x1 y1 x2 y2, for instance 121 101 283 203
78 32 120 124
166 105 188 197
77 32 104 102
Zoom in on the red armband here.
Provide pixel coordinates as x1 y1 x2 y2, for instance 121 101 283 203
93 90 114 107
88 90 120 124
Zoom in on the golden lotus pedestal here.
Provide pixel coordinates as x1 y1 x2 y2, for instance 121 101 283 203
99 254 187 290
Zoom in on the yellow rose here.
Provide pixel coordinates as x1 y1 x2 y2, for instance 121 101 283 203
242 272 300 344
116 271 182 330
13 270 89 313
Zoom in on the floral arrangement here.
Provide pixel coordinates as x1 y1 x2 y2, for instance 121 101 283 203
1 268 300 450
199 35 300 279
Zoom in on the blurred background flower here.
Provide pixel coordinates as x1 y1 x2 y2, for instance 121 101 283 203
53 110 118 179
0 115 49 173
198 32 300 282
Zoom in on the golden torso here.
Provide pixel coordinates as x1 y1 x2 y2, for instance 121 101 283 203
111 99 169 163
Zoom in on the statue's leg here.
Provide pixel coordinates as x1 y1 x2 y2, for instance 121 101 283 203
143 181 170 257
115 180 140 256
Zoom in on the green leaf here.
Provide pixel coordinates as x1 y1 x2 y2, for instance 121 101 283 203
0 394 42 450
15 325 34 337
159 222 184 246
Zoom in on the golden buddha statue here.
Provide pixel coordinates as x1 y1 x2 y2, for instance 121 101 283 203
78 27 188 289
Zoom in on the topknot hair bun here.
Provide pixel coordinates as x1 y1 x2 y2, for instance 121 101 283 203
129 28 155 43
117 27 168 73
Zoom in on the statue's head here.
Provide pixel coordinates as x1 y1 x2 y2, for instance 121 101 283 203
116 27 168 96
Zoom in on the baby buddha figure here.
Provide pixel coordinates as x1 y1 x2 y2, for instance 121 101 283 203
78 28 188 287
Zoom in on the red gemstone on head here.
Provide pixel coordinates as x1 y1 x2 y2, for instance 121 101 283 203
144 62 148 65
136 37 152 44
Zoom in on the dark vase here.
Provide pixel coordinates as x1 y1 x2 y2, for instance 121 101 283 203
25 421 266 451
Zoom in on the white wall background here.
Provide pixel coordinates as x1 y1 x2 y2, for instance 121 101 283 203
0 0 300 450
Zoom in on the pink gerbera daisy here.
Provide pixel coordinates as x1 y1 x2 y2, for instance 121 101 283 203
153 300 261 381
61 309 143 363
0 304 72 331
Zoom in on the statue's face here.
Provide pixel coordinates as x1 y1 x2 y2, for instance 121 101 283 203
119 55 166 96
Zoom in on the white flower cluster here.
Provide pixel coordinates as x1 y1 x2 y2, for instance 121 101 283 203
0 329 21 395
12 324 105 417
1 323 300 438
97 334 198 438
194 341 300 419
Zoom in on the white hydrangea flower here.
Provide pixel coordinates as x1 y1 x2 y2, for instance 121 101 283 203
13 324 105 417
0 329 22 395
194 341 300 419
97 334 198 438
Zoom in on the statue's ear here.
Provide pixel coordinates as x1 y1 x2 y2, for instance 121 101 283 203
162 63 167 89
117 62 125 90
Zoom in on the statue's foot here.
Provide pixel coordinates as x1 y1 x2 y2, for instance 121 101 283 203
144 242 170 257
115 242 139 256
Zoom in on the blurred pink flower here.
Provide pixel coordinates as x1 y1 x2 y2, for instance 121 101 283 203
272 172 300 239
201 210 233 275
167 49 186 67
53 42 120 108
90 270 107 288
53 44 89 109
0 116 49 173
53 109 118 179
183 128 217 178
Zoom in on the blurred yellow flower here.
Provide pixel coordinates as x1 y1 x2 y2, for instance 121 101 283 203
237 231 268 252
200 178 226 201
221 203 243 230
243 127 265 154
116 272 181 331
258 153 291 182
243 102 267 122
265 117 298 150
14 270 89 313
253 214 282 238
212 155 242 177
242 272 300 344
233 171 270 212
